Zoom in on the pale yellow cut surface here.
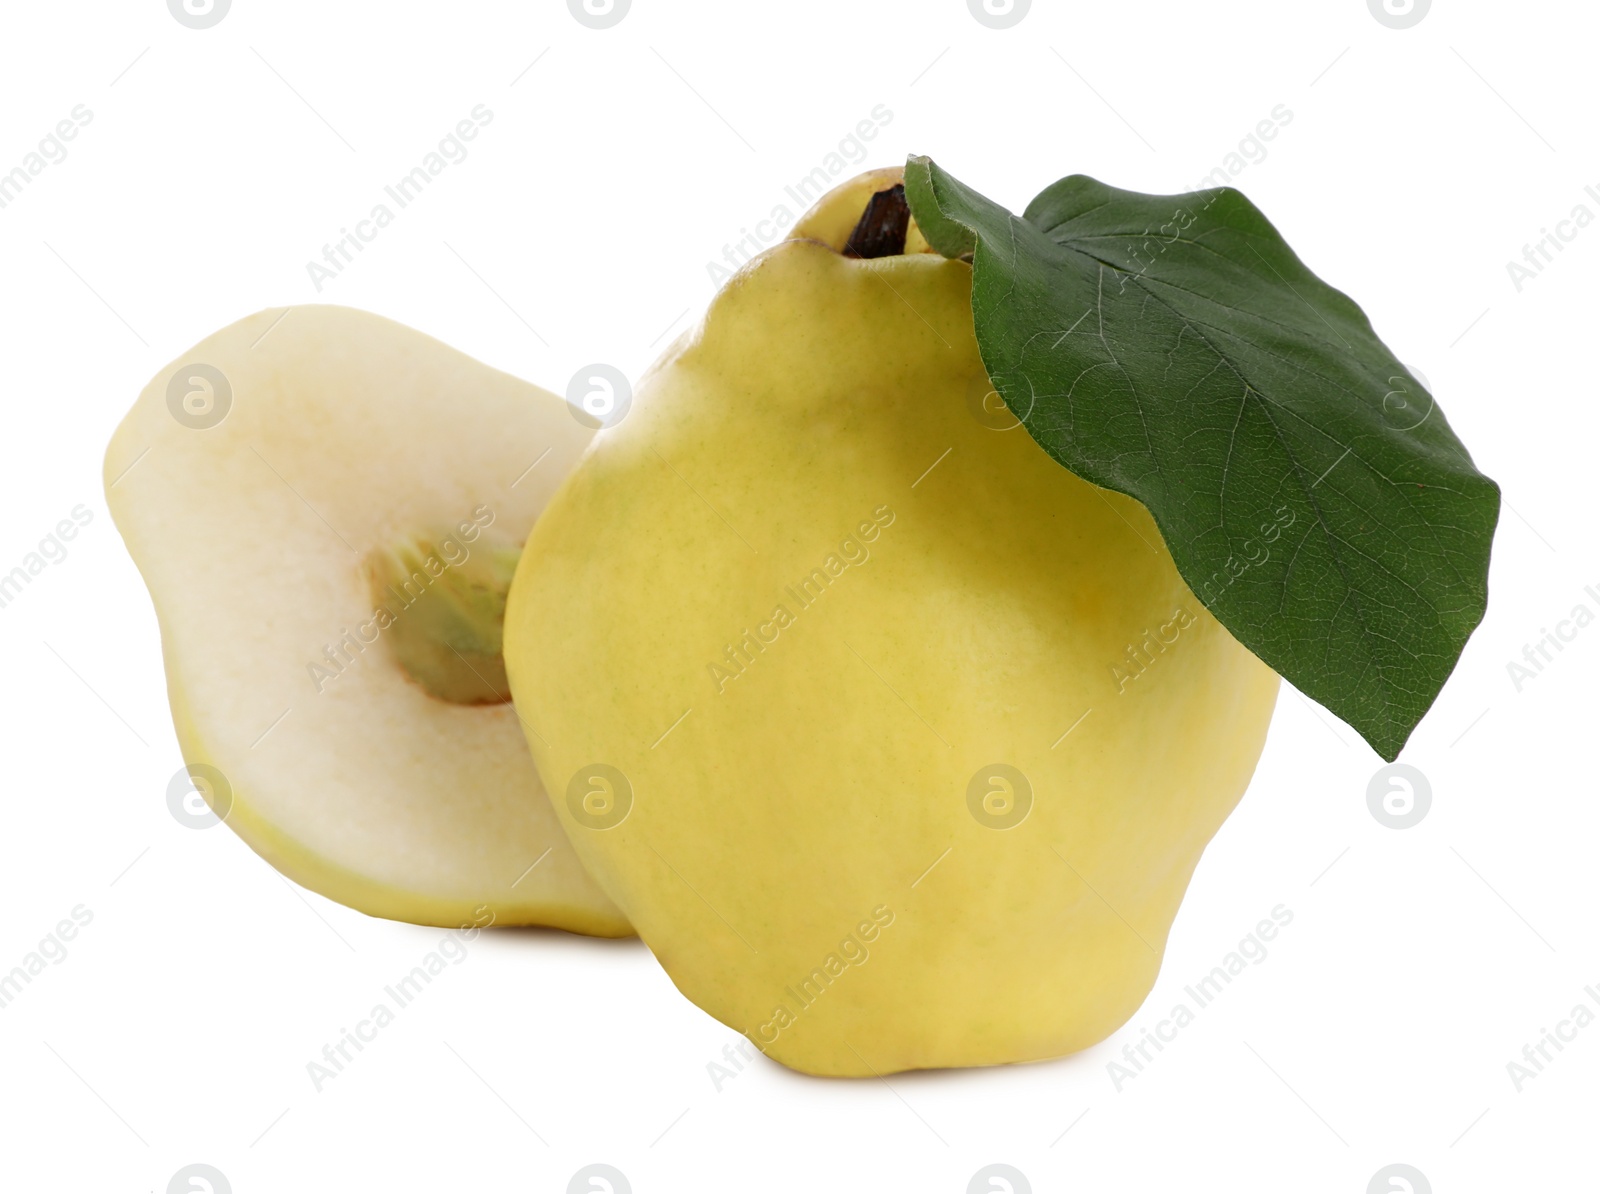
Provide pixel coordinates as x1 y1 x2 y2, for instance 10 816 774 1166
106 305 629 935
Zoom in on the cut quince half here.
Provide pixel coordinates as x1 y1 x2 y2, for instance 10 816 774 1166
106 305 629 935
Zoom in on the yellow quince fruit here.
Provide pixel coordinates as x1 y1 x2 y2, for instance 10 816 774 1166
504 170 1278 1072
106 305 629 936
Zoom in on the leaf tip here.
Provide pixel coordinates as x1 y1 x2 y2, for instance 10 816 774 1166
902 154 976 260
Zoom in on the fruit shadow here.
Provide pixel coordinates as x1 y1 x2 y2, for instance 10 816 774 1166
765 1045 1107 1089
485 924 649 952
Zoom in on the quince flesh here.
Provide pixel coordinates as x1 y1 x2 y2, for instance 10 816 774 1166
106 306 629 935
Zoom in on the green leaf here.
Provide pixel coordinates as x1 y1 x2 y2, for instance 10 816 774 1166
905 155 1499 760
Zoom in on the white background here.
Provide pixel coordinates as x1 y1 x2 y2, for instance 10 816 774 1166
0 1 1595 1191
